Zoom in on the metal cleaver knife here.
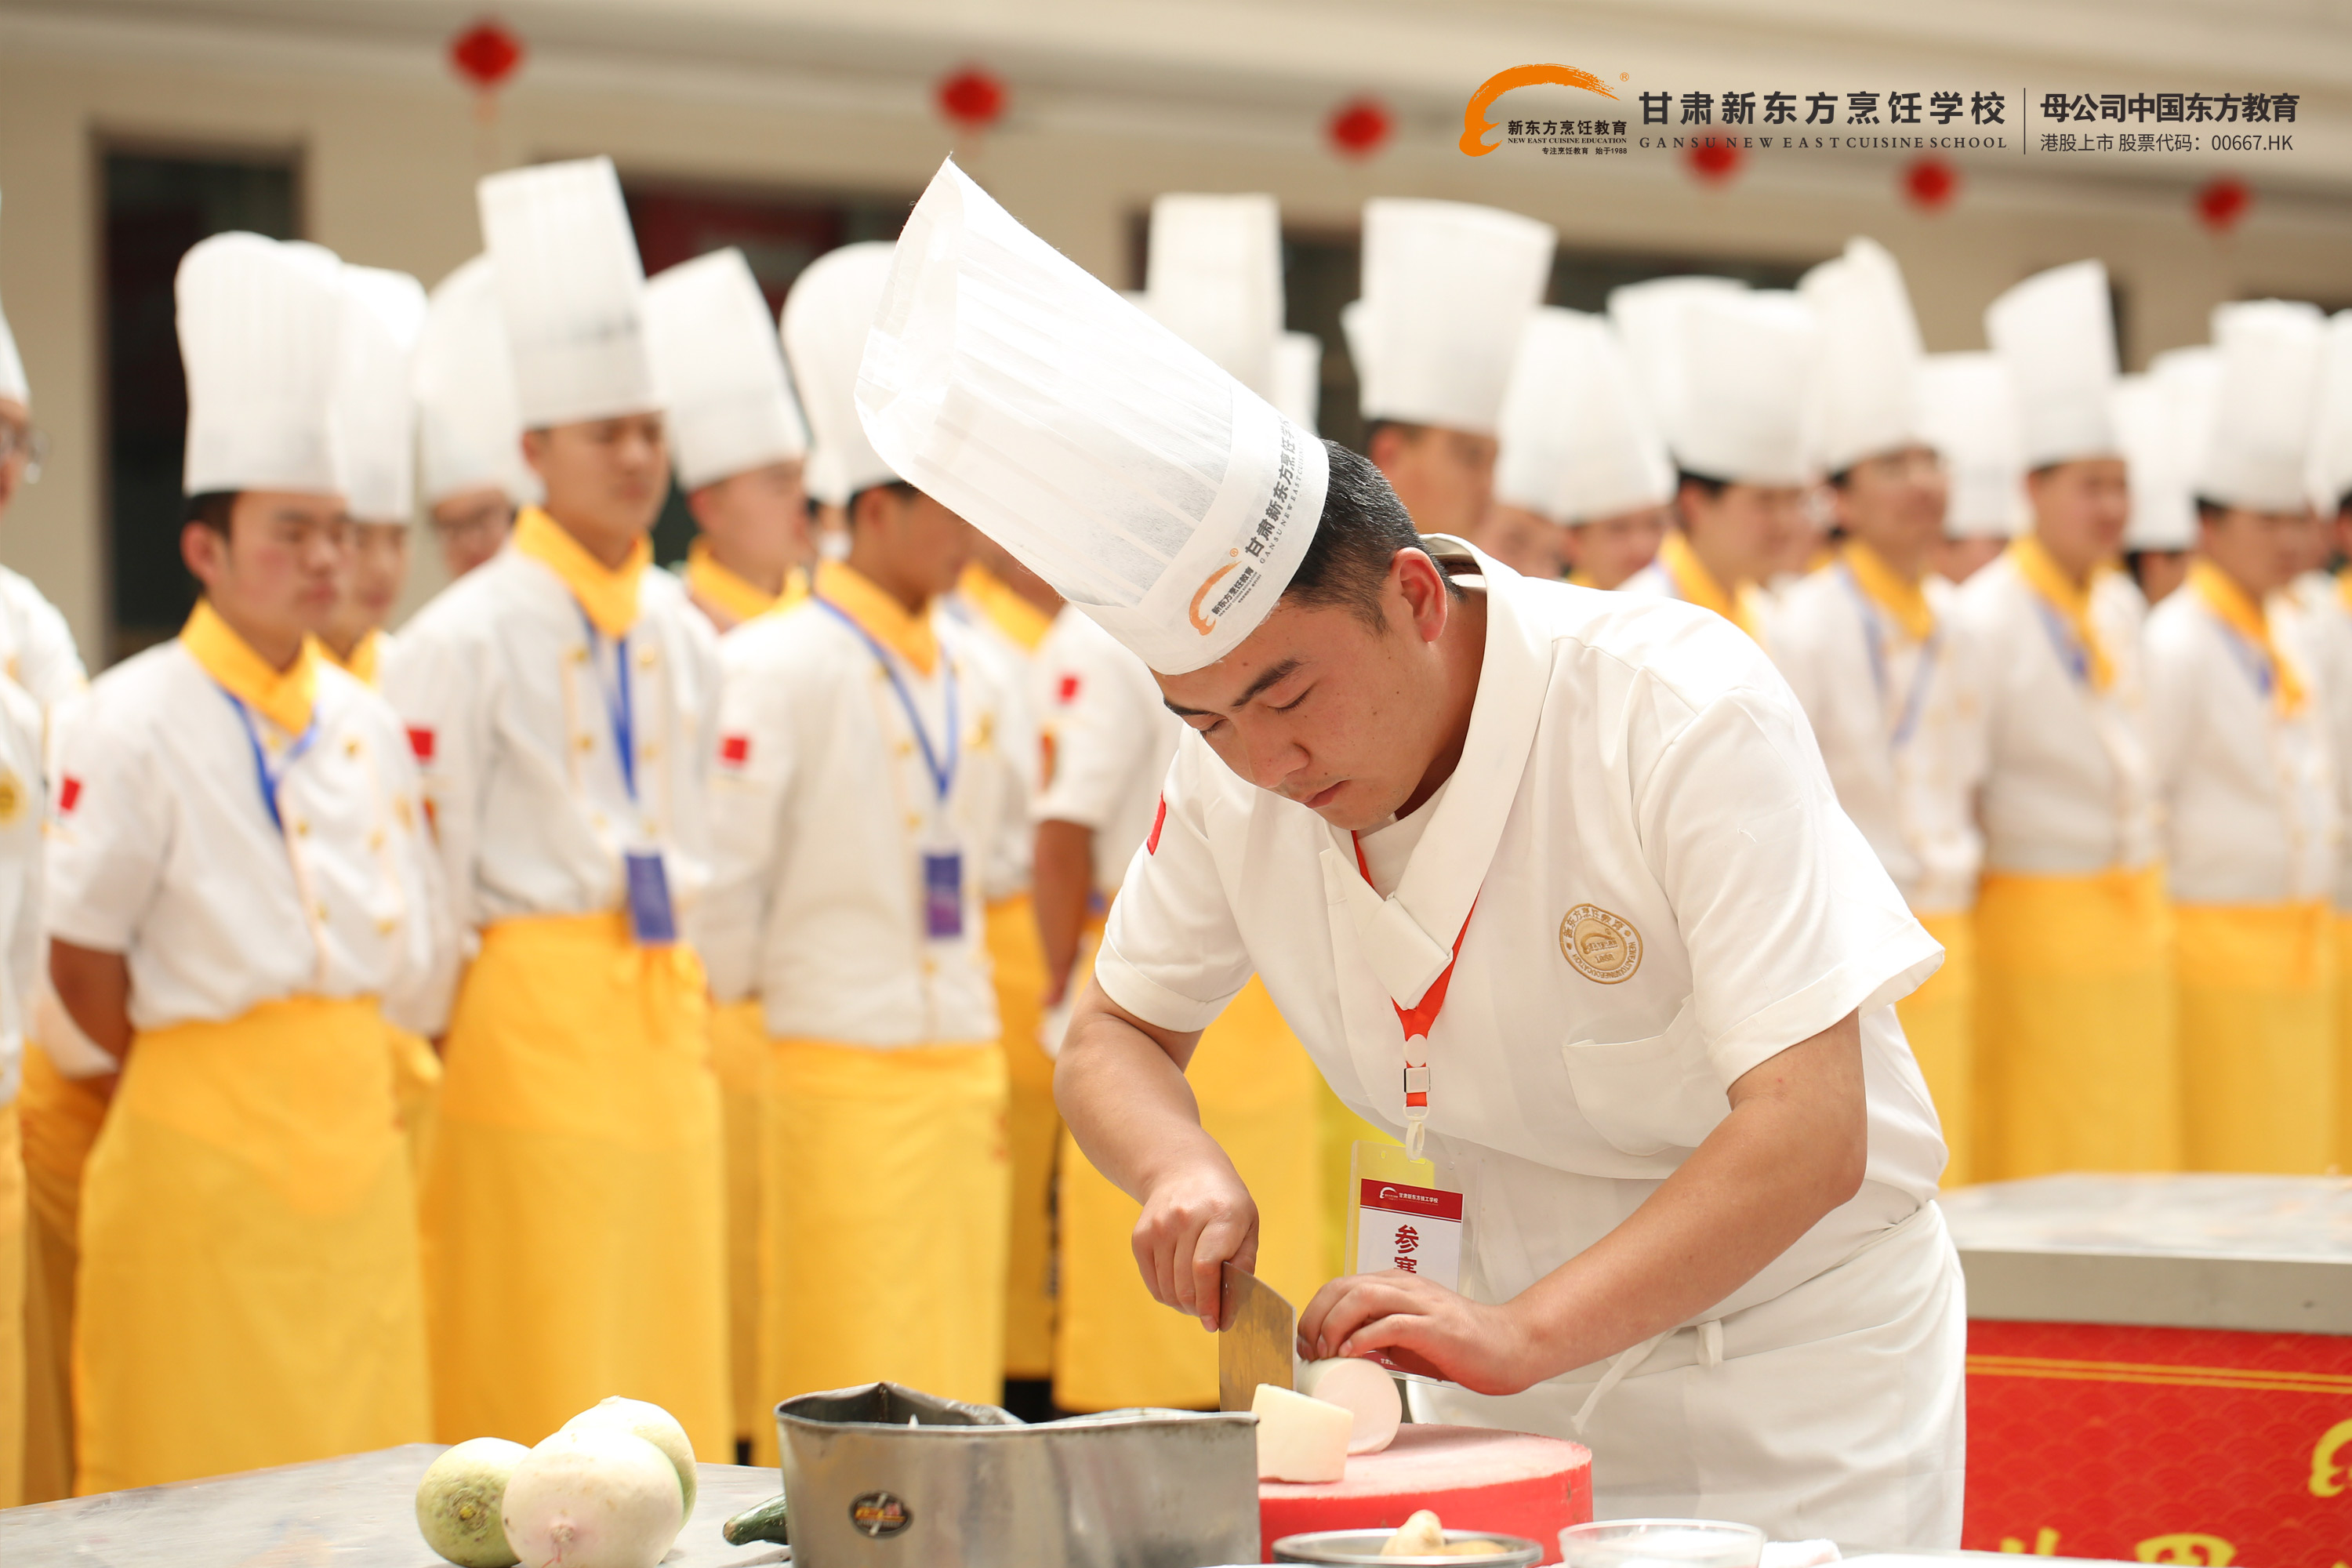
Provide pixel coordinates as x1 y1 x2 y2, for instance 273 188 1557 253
1217 1261 1296 1414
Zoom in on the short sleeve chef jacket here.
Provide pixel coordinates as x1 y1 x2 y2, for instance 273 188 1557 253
1095 553 1948 1316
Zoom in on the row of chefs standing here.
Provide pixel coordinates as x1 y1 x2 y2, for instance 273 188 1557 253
1 154 2350 1504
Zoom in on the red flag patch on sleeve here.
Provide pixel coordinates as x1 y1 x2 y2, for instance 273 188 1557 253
1056 673 1082 704
719 733 751 767
405 726 436 764
57 775 81 815
1146 793 1167 855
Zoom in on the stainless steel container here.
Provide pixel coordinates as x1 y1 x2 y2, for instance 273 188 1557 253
775 1382 1261 1568
1272 1527 1545 1566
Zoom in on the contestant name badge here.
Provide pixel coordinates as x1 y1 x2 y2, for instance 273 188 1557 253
624 848 678 946
922 850 964 940
1356 1178 1465 1295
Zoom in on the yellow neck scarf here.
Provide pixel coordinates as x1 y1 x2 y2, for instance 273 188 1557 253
181 599 319 735
321 628 384 688
2337 565 2352 615
1566 568 1598 590
2189 557 2307 717
1660 530 1764 641
956 562 1055 654
1841 539 1935 642
514 505 648 637
2009 535 2114 691
816 557 938 675
685 539 784 627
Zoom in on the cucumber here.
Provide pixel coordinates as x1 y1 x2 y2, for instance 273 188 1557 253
721 1492 789 1547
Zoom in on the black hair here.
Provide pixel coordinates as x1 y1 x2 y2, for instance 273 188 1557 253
844 480 919 527
1281 439 1456 630
1675 469 1729 499
185 490 237 535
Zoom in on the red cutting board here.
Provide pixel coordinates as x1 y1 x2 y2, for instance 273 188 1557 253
1257 1423 1594 1563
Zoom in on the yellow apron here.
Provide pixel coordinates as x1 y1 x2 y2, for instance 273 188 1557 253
752 1036 1009 1464
987 892 1060 1381
1054 976 1326 1412
2176 902 2337 1174
1317 1083 1396 1278
387 1024 442 1185
710 998 768 1447
1975 866 2180 1179
17 1041 103 1503
74 996 430 1494
2338 913 2352 1165
0 1098 24 1508
422 913 730 1458
1900 911 1977 1189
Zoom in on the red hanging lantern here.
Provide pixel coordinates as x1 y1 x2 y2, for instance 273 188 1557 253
1327 98 1394 160
938 67 1009 134
448 18 524 93
1686 140 1743 185
2194 176 2252 234
1902 154 1958 212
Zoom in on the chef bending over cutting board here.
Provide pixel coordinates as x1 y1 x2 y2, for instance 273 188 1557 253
855 158 1963 1547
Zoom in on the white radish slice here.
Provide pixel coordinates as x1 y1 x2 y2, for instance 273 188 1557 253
1297 1356 1403 1455
1250 1383 1354 1483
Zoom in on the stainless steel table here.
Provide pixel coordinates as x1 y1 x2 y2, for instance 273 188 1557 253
0 1444 788 1568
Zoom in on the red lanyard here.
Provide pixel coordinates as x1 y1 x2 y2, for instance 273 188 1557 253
1352 831 1476 1159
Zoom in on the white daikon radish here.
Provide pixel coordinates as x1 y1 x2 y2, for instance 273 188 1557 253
560 1396 698 1519
416 1437 528 1567
1250 1383 1353 1483
1381 1509 1446 1556
1296 1357 1403 1455
501 1428 684 1568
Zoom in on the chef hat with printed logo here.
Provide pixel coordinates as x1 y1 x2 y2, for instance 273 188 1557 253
1494 307 1674 526
2195 299 2326 514
331 265 428 524
1352 198 1555 437
177 231 348 496
1142 194 1285 401
858 158 1327 676
1652 289 1823 487
1985 260 2120 468
1800 237 1929 475
1271 332 1322 434
0 191 24 408
412 254 541 508
782 241 901 507
2309 311 2352 517
477 157 659 429
1605 274 1745 456
1918 353 2025 540
646 247 809 492
2113 373 2195 553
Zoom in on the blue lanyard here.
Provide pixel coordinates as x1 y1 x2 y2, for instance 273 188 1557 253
2030 598 2093 688
577 609 637 803
1839 566 1940 750
219 688 320 836
816 597 958 804
2213 618 2278 702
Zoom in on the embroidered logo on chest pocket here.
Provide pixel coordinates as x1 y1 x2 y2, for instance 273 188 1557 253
1560 903 1642 984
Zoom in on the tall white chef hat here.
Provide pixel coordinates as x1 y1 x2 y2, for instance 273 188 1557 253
1800 237 1929 475
0 191 24 408
1494 307 1673 526
178 231 348 496
413 254 540 508
2196 299 2326 514
1352 198 1555 437
332 265 428 524
1605 274 1745 456
2113 372 2196 553
645 248 809 492
1657 289 1823 487
2309 310 2352 517
1143 193 1284 400
1918 352 2026 540
859 158 1327 676
477 156 658 429
782 241 901 507
1271 331 1322 434
1985 260 2119 468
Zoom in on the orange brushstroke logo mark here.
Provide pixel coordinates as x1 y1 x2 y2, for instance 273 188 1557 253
1460 64 1621 156
1189 549 1243 636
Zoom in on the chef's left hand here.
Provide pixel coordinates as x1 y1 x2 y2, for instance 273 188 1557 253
1296 1272 1539 1397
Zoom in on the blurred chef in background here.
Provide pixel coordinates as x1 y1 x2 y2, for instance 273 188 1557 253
2113 359 2201 610
1918 352 2027 585
412 254 536 580
2308 312 2352 1164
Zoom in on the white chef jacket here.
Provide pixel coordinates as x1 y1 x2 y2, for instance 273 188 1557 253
383 538 721 956
1768 560 1987 914
1031 606 1181 899
1095 547 1948 1320
1947 550 2160 874
0 564 85 711
699 576 1025 1046
2292 573 2352 911
2147 575 2339 906
937 587 1040 903
0 676 40 1105
44 638 454 1037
